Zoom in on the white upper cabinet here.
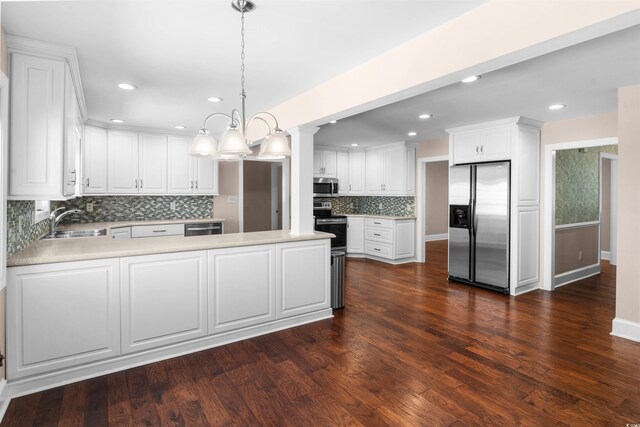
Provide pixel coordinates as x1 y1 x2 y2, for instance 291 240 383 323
138 134 167 194
450 124 512 164
313 149 337 177
336 151 349 195
365 143 415 196
167 136 218 195
348 151 366 195
107 131 139 194
8 51 82 200
83 126 108 194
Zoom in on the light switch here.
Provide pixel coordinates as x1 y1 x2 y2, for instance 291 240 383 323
228 196 238 204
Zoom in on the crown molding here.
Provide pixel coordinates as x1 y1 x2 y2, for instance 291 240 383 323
445 116 543 134
7 35 88 121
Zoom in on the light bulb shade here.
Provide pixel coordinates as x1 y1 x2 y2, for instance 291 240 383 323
258 130 291 158
218 126 251 156
189 129 218 156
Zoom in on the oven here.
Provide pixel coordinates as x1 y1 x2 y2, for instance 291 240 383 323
313 177 339 198
314 216 347 250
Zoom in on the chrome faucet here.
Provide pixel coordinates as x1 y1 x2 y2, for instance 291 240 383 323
50 207 82 235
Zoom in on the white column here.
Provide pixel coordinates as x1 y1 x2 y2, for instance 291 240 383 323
287 126 319 235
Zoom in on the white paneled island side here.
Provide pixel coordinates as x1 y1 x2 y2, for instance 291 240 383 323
6 231 333 396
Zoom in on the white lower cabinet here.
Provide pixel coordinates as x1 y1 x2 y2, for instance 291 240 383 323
7 259 120 379
120 251 207 354
277 240 331 319
347 216 415 262
347 217 365 253
208 245 276 333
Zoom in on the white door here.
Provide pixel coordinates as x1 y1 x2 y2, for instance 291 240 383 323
347 217 365 253
194 157 218 194
365 150 384 194
348 151 366 195
107 130 139 193
138 134 167 194
121 251 207 354
322 150 337 177
84 126 108 194
313 150 323 176
208 245 276 333
167 136 192 193
383 146 405 194
336 151 349 195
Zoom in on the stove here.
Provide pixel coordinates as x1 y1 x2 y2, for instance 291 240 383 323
313 201 347 251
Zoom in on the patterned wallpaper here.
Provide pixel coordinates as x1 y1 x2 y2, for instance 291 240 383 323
7 196 214 259
330 196 415 217
555 145 617 225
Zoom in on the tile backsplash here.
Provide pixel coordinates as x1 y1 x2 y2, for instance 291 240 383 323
329 196 415 217
53 196 214 223
7 196 214 259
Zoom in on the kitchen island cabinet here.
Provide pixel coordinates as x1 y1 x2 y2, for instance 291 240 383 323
346 216 415 264
6 231 332 396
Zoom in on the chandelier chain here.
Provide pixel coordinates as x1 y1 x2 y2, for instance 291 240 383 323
240 2 246 96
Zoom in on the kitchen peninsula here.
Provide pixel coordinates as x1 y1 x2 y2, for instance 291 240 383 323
6 230 333 396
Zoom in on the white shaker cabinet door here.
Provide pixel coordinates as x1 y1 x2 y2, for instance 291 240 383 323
336 151 350 195
276 240 331 319
382 146 405 195
347 217 365 254
121 251 207 354
107 130 139 193
365 150 384 194
348 151 366 195
138 133 167 194
167 136 193 193
83 126 108 194
7 259 121 379
194 156 219 194
208 245 276 333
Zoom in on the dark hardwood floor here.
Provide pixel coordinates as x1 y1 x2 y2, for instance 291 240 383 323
3 241 639 426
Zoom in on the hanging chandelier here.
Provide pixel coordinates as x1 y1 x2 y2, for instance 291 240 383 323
189 0 291 160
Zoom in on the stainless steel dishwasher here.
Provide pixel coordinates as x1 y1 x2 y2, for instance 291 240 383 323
185 222 224 236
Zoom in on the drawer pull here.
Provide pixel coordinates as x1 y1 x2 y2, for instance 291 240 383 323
152 229 167 233
373 233 381 236
374 248 381 252
374 222 381 225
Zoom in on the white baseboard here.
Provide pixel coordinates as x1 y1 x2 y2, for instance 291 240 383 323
0 379 10 423
424 233 448 242
601 250 611 260
611 318 640 343
512 282 539 296
554 263 600 288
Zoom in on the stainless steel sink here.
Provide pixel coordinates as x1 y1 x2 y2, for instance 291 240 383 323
42 228 107 239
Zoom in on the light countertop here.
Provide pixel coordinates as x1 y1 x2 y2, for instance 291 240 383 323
9 229 333 267
343 214 416 220
56 218 226 234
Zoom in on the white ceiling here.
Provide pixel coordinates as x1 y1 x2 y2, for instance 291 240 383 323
1 0 486 136
315 24 640 148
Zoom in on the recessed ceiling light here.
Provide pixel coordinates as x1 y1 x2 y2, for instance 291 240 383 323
407 131 417 137
419 114 432 119
175 125 186 130
329 120 337 124
118 83 136 90
548 104 566 110
461 75 480 83
208 97 223 103
351 143 359 147
111 119 125 123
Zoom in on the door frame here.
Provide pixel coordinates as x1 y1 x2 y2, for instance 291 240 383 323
542 137 617 291
416 155 449 263
599 152 618 265
241 157 290 233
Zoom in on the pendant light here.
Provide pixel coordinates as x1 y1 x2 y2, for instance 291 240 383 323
189 0 290 159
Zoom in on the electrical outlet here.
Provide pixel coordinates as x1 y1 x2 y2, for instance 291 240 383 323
18 216 23 232
228 196 238 204
86 203 94 212
349 202 354 209
170 201 176 211
378 202 383 210
578 251 583 261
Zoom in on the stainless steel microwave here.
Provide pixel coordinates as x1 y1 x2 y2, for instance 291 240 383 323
313 177 339 198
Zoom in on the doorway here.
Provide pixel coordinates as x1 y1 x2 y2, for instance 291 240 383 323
542 137 618 291
416 155 449 262
242 158 289 232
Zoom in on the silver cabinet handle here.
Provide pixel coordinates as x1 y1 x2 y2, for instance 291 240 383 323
480 145 484 154
140 179 143 188
374 222 381 225
374 248 381 252
135 179 138 189
86 177 90 188
374 233 381 236
152 229 167 233
476 146 479 154
195 180 198 189
190 180 194 189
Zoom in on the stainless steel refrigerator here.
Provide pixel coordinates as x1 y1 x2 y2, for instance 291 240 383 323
448 161 510 293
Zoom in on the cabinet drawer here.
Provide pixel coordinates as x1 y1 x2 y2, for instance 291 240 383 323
365 227 392 243
111 227 131 239
364 241 392 259
365 218 393 228
131 224 184 238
